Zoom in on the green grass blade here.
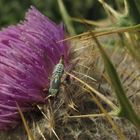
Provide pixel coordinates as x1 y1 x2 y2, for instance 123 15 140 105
124 32 140 62
57 0 76 35
89 31 140 129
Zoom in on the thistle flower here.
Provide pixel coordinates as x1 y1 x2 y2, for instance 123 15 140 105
0 6 69 130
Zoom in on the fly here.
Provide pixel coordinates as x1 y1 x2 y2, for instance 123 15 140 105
48 55 64 97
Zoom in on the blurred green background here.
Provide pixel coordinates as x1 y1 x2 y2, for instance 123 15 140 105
0 0 98 26
0 0 123 31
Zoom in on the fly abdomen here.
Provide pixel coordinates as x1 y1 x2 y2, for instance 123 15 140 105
53 63 64 77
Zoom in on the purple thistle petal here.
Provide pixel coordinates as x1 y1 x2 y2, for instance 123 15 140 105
0 6 69 130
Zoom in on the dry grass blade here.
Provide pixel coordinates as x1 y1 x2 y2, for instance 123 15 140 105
98 0 121 18
57 24 140 43
68 112 117 119
37 104 61 140
87 90 126 140
16 102 35 140
65 73 126 140
71 17 104 27
66 72 118 110
36 124 46 140
73 70 97 82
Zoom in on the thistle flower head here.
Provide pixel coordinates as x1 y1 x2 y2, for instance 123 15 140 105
0 6 69 130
